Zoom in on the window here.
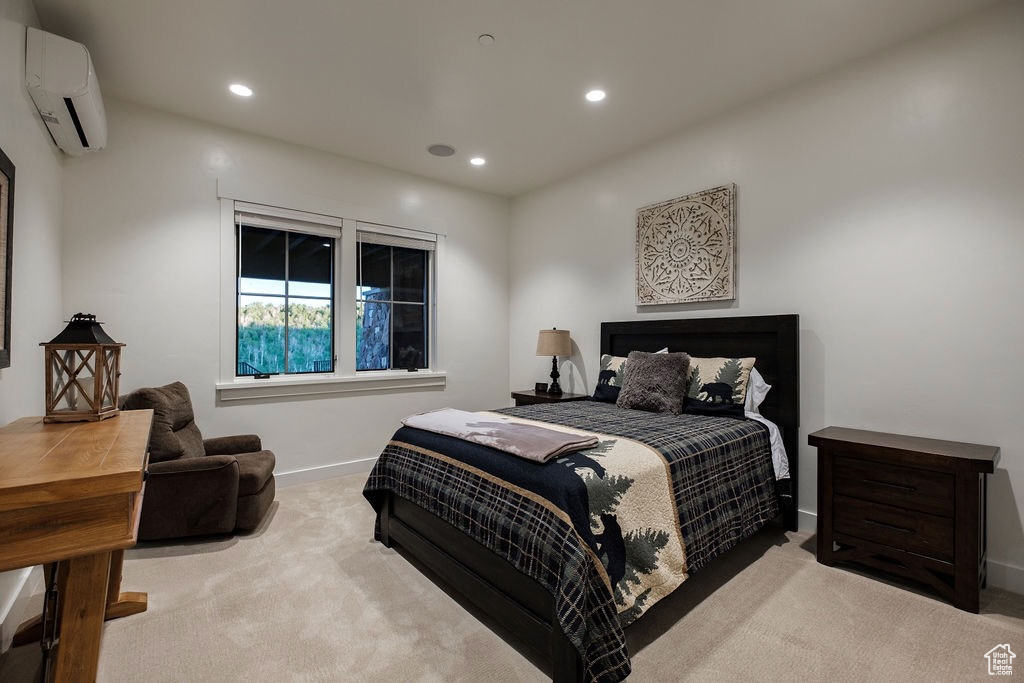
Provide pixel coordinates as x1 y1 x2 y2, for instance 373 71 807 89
218 190 446 399
235 204 341 376
356 226 434 371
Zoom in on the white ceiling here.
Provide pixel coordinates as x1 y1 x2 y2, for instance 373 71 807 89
33 0 997 197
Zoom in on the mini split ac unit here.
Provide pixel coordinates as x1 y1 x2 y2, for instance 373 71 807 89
25 27 107 156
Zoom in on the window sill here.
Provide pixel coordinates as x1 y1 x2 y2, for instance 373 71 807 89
215 371 446 402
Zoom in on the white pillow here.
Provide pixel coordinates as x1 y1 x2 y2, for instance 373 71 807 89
744 366 771 414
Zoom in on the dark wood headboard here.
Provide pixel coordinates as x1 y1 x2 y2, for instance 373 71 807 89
600 314 799 530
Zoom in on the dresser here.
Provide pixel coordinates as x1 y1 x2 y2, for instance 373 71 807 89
809 426 998 613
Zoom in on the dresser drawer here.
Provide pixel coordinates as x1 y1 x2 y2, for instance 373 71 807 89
833 455 953 517
834 494 954 562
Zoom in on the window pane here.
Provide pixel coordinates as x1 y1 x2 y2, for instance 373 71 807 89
394 247 426 303
238 295 285 374
237 209 339 377
356 300 390 370
287 298 332 373
239 277 285 296
357 243 391 301
289 233 333 285
393 303 426 369
239 226 286 281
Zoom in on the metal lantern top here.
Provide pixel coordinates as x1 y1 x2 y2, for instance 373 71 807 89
44 313 123 346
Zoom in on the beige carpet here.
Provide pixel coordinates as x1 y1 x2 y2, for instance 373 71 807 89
2 472 1022 682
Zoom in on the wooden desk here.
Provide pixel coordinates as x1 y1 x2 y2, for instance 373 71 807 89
0 410 152 681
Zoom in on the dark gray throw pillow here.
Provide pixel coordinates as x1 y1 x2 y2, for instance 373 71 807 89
615 351 690 414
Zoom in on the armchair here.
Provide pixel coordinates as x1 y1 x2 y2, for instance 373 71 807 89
121 381 276 541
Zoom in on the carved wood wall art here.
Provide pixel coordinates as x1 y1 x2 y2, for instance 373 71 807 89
636 184 735 305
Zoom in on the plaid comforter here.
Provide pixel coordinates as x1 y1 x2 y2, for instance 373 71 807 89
363 401 779 683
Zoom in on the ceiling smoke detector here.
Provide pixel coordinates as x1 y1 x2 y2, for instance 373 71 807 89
428 144 456 157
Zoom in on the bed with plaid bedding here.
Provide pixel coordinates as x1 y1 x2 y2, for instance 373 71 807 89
363 400 779 683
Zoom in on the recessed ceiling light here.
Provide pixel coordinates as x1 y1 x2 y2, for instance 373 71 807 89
229 83 253 97
585 89 606 103
477 34 495 46
428 144 456 157
469 157 486 166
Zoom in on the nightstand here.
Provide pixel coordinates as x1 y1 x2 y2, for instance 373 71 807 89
510 390 590 407
809 426 998 613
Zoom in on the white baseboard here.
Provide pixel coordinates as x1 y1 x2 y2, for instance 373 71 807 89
987 560 1024 596
0 566 41 654
276 458 376 488
797 508 816 534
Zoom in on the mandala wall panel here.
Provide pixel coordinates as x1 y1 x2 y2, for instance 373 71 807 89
635 184 736 305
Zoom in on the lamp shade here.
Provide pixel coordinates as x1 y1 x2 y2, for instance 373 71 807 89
536 328 571 357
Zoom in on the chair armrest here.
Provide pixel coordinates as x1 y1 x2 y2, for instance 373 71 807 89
203 434 262 455
147 454 237 475
140 455 240 540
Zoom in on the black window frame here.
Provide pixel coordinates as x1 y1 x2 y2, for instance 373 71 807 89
235 217 337 377
355 230 433 372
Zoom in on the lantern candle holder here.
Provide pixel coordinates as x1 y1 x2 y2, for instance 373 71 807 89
41 313 125 423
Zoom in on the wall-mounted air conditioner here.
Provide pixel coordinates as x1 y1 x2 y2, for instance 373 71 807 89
25 26 108 156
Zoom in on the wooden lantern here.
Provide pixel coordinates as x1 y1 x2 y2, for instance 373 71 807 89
41 313 125 423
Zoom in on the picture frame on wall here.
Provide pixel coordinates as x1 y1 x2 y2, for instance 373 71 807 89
635 184 736 305
0 146 14 369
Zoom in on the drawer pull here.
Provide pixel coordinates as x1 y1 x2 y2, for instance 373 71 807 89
863 478 917 493
864 517 914 534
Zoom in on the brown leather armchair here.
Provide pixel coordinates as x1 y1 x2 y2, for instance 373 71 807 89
121 381 276 541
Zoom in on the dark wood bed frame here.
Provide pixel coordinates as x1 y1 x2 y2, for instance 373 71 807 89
376 314 800 682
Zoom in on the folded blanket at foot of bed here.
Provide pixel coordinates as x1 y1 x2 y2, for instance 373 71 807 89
402 407 599 462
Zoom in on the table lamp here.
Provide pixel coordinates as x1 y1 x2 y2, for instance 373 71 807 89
536 328 571 395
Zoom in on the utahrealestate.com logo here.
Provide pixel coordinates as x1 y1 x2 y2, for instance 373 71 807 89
986 644 1016 676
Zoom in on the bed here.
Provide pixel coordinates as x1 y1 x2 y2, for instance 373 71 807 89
363 315 799 682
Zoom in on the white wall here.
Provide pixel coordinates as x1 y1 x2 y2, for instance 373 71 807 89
0 0 66 651
509 1 1024 589
60 99 510 479
0 2 64 422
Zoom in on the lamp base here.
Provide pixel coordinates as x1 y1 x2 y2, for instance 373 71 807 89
548 356 563 395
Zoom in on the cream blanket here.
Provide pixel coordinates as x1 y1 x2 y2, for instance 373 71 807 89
482 411 688 619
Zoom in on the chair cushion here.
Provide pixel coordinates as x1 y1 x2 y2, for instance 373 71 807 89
235 450 276 497
122 381 205 462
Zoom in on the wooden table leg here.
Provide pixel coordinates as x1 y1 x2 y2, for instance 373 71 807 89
51 552 111 682
13 551 147 646
104 549 148 619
